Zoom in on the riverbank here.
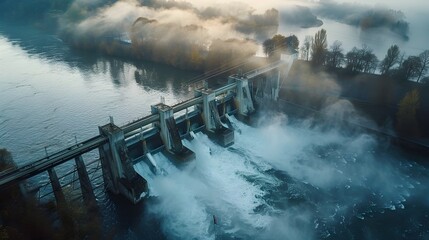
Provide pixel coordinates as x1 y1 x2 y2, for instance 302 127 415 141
278 60 429 156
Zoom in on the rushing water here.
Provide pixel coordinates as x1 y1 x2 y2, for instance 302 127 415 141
132 115 429 240
1 22 429 239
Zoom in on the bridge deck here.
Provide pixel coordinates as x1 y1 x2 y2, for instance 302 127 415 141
245 61 283 79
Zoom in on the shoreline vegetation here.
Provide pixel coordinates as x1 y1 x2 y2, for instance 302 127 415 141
295 28 428 139
280 60 429 140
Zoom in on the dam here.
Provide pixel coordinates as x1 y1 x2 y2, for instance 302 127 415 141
0 59 291 205
1 29 428 239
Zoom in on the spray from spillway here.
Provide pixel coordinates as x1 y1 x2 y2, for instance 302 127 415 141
134 114 427 239
134 123 277 239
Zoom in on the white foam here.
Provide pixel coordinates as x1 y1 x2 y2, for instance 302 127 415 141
133 129 276 239
132 114 424 239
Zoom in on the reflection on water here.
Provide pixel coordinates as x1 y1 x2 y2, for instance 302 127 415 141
0 22 199 165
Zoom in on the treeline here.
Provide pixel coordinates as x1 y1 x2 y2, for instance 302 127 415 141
300 29 428 83
1 0 278 72
58 1 279 72
263 30 429 137
128 18 258 71
264 29 429 83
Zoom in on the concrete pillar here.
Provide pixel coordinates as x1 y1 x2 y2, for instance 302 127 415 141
151 103 195 162
47 168 67 208
74 155 97 208
201 90 218 131
151 103 175 151
98 123 148 204
98 124 122 194
235 77 255 116
197 89 234 147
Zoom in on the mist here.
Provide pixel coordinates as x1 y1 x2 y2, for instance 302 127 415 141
1 1 428 239
315 0 410 39
134 102 427 239
57 0 282 70
129 56 428 238
279 5 323 29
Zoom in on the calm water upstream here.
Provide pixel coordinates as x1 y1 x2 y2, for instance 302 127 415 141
0 22 198 165
1 22 429 239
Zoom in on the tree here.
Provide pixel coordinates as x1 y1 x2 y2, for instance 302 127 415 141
379 45 400 74
345 45 378 73
263 34 299 58
285 35 299 54
361 46 378 73
345 47 360 72
400 56 422 81
325 40 344 68
417 50 429 82
300 35 312 61
396 89 420 137
263 38 275 57
311 29 328 66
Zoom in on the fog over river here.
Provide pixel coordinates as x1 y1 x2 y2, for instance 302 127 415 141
0 0 429 239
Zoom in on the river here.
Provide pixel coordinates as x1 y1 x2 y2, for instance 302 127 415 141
1 21 429 239
0 22 198 165
271 0 429 59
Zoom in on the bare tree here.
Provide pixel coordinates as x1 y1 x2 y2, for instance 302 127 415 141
398 52 406 66
361 45 378 73
311 29 327 66
300 35 312 61
379 45 400 74
325 40 344 68
345 45 378 73
345 47 359 72
400 56 422 81
417 50 429 82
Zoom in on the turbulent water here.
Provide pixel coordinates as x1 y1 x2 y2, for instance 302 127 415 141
133 115 429 240
1 22 429 239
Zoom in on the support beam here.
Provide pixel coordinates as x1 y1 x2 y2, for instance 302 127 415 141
47 168 66 209
74 155 97 208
